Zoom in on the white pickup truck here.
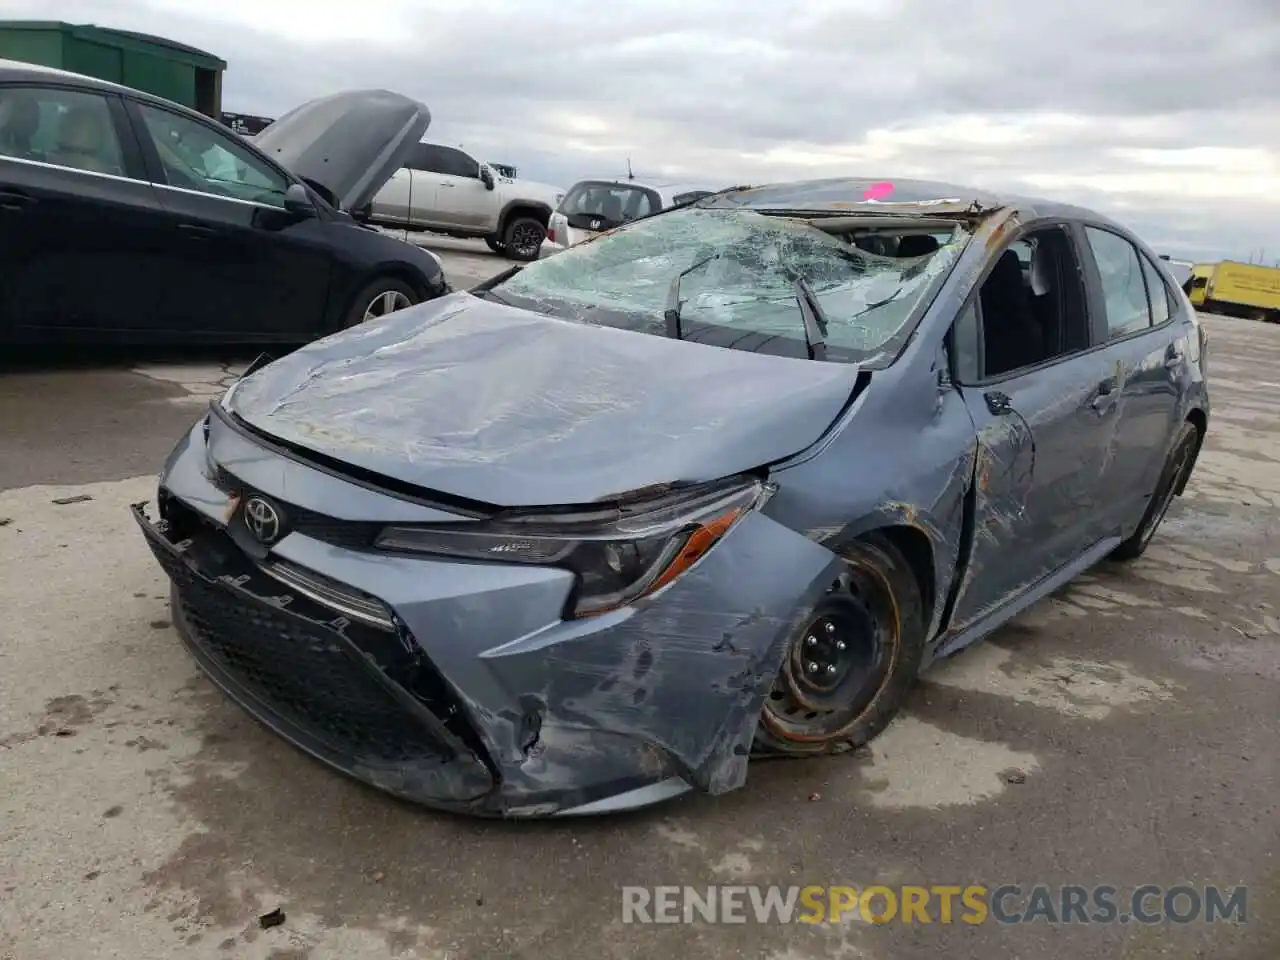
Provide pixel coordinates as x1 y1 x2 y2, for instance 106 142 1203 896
360 142 563 261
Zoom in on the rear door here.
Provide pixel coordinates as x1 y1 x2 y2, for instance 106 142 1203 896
421 145 492 231
126 98 333 340
1077 225 1186 534
0 83 166 340
948 222 1117 630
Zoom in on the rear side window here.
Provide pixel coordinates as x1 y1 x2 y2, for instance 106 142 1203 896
1139 255 1173 325
0 86 125 176
1085 227 1151 338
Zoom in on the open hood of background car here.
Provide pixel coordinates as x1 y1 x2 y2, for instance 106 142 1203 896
253 89 430 213
225 294 863 508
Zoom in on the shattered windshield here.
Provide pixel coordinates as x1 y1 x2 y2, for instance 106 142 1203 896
493 206 968 363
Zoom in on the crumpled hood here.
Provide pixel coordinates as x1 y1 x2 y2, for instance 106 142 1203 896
225 294 861 508
253 89 430 213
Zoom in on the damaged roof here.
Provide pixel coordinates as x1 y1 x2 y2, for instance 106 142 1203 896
702 176 1094 221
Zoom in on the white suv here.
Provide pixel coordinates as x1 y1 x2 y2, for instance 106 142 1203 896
546 178 720 249
363 142 564 261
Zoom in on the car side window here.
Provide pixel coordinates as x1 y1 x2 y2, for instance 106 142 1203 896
135 103 289 207
434 146 479 179
0 86 125 176
1085 227 1152 338
961 224 1092 381
1139 254 1173 326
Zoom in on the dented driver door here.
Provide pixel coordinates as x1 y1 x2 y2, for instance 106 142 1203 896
947 343 1118 634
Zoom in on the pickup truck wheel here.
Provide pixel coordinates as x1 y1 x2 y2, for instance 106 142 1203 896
754 534 926 758
343 277 418 329
484 236 505 254
502 216 545 261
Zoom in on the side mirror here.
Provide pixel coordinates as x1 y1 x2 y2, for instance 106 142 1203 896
284 182 316 217
479 165 495 191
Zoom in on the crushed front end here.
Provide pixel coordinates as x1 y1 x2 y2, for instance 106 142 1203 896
135 407 842 817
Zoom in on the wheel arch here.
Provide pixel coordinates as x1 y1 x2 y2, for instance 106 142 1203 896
498 199 552 233
1176 407 1208 495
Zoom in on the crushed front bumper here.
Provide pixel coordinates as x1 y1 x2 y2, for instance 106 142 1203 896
135 414 843 817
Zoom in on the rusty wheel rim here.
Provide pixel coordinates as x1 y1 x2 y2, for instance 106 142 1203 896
761 561 900 746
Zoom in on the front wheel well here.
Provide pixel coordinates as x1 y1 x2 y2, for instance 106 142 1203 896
499 204 550 233
852 525 936 633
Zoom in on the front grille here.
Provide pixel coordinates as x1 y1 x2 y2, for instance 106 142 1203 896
212 467 380 550
172 566 451 766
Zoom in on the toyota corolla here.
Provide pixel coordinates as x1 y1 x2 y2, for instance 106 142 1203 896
134 178 1209 817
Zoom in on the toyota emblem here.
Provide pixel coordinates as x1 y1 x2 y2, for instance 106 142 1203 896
243 495 283 545
590 218 601 230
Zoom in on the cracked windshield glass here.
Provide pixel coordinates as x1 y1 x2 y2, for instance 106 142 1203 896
496 206 968 362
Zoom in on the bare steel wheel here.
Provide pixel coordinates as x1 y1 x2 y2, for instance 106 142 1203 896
755 534 926 757
342 277 418 329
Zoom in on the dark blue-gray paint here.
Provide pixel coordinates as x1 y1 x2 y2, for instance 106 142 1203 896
140 176 1211 816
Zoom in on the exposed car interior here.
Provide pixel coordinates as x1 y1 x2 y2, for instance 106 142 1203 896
976 227 1088 377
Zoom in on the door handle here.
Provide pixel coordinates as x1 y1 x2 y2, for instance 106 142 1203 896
177 222 220 238
439 181 455 187
1090 377 1117 411
0 189 35 211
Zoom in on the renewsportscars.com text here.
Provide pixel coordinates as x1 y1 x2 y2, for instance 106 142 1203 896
621 884 1248 925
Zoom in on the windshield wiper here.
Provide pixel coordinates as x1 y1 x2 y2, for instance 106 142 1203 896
664 252 720 339
792 277 828 361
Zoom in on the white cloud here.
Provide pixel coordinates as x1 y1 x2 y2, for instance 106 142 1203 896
4 0 1278 261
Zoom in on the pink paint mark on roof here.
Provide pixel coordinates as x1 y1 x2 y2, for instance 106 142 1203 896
862 182 895 201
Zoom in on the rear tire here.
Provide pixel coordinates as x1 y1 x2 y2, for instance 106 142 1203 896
501 215 545 262
341 277 418 329
754 533 927 757
1111 421 1199 561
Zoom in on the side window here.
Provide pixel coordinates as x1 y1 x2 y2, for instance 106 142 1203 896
972 225 1090 380
435 146 479 179
950 301 981 383
1085 227 1152 338
406 142 438 172
135 103 289 207
1139 254 1173 325
0 86 124 176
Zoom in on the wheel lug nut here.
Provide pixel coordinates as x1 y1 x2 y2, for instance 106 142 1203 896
806 661 819 673
826 664 838 676
806 635 817 647
836 640 847 651
824 622 836 635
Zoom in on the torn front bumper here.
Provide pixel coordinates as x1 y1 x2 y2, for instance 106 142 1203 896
134 417 843 817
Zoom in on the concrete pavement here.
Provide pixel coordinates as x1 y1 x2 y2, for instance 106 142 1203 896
0 268 1276 959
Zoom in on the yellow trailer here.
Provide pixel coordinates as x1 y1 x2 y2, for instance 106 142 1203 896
1187 260 1280 322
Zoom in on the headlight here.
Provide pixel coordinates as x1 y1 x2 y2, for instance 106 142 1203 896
375 477 770 618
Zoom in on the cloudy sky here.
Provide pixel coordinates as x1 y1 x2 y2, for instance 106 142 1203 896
11 0 1279 261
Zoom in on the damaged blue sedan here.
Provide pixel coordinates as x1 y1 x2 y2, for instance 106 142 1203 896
135 177 1209 817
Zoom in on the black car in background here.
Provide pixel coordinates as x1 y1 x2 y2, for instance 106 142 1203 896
0 59 448 345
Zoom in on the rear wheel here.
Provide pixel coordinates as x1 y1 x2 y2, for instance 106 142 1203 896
502 215 546 261
1111 421 1200 561
755 534 926 756
342 277 418 329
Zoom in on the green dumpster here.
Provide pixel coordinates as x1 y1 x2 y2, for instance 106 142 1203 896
0 21 226 119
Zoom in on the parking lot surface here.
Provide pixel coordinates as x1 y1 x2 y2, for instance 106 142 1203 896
1 240 1276 959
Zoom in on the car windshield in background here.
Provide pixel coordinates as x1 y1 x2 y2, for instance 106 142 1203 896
494 206 969 364
558 180 661 227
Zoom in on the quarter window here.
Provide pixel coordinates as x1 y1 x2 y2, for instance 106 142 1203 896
0 86 125 176
135 103 289 207
1085 227 1152 338
1139 254 1173 326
